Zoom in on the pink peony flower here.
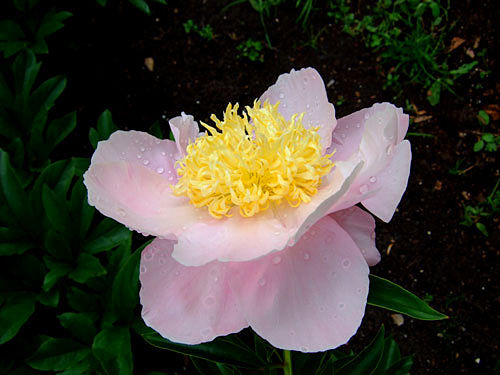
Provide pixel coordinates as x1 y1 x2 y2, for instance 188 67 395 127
83 68 411 352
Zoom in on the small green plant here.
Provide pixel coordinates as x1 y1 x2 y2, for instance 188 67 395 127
473 133 500 153
327 0 478 105
183 19 214 40
95 0 166 15
236 38 264 62
448 159 472 176
460 178 500 236
477 110 490 126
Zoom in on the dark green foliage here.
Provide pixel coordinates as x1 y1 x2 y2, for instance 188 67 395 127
95 0 167 15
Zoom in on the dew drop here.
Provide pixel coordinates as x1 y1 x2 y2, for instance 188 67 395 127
303 252 310 260
140 265 147 273
144 252 153 260
359 184 369 194
174 270 180 276
306 104 310 109
341 133 346 139
159 258 166 265
140 147 145 152
279 92 285 99
300 346 308 352
156 167 164 174
357 288 363 294
289 330 296 336
356 123 361 128
143 159 150 165
258 278 266 286
161 151 166 156
155 140 161 144
303 77 308 84
137 154 142 159
168 176 174 181
339 303 345 309
272 256 282 265
369 176 377 183
386 144 393 156
342 259 351 269
319 306 325 312
117 208 126 217
364 112 370 120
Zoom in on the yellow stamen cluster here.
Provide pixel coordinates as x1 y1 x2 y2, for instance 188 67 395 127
172 101 334 218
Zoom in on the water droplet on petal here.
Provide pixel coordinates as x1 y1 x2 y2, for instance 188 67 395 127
156 167 164 174
161 151 166 156
168 176 174 181
359 184 369 194
143 159 150 165
144 252 153 260
356 123 361 128
117 208 126 217
137 154 142 159
140 147 145 152
258 278 266 286
369 176 377 183
155 140 161 144
272 256 282 265
339 303 345 309
140 265 147 273
303 252 310 260
364 112 370 120
174 270 180 276
319 306 325 312
357 288 363 294
341 133 346 139
289 330 296 336
159 258 166 265
300 346 308 352
279 92 285 99
303 77 308 84
342 259 351 268
386 144 393 156
306 104 310 109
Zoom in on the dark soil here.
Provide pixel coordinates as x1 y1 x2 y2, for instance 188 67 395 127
41 0 499 373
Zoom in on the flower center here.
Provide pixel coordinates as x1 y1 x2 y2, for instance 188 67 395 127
172 101 334 218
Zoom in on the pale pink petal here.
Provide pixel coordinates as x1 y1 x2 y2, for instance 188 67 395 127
90 130 180 177
327 103 411 222
169 112 200 157
83 131 214 238
361 140 411 222
139 239 248 344
230 215 369 352
259 67 336 152
171 161 362 266
330 207 380 266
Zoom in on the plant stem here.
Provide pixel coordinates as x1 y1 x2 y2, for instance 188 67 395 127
283 350 292 375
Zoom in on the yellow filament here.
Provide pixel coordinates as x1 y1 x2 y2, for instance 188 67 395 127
172 100 334 218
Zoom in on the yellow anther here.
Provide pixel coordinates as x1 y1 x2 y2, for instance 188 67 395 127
172 101 334 218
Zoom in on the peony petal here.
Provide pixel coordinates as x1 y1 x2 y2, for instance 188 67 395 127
90 130 180 177
361 140 411 222
330 207 380 266
171 161 362 267
259 67 336 152
230 215 369 352
169 112 200 157
84 131 214 238
139 239 248 344
328 103 411 222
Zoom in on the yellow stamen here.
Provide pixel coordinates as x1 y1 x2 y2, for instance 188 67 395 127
172 100 334 218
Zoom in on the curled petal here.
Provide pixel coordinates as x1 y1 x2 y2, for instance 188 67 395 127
139 239 248 344
169 112 200 157
328 103 411 222
330 207 380 266
230 215 369 352
260 67 336 152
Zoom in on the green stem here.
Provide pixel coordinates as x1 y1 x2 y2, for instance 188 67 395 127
283 350 292 375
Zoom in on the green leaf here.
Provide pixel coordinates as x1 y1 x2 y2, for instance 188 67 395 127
67 287 100 313
69 253 107 283
450 61 478 76
137 322 263 368
482 133 495 143
30 75 67 115
0 150 34 232
27 337 90 371
92 327 133 375
477 110 490 125
368 275 448 320
0 227 34 255
58 312 97 344
336 326 385 375
128 0 151 14
90 109 118 148
386 356 413 375
36 11 72 40
473 140 484 152
43 255 71 291
46 111 77 150
83 219 131 254
42 184 71 232
13 50 40 103
372 337 401 375
96 0 108 6
38 288 60 308
427 80 441 106
111 243 145 322
0 292 36 344
70 178 95 240
475 222 488 236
